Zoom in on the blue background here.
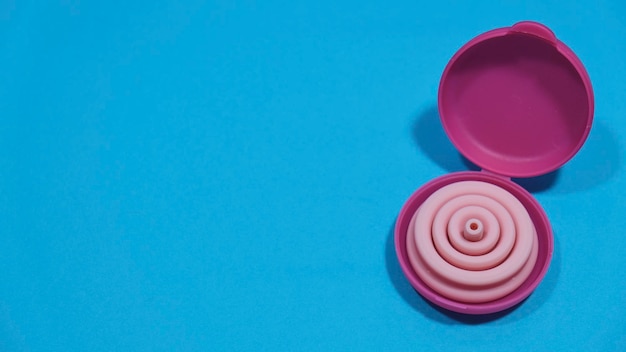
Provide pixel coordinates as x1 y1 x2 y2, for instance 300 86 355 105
1 1 625 351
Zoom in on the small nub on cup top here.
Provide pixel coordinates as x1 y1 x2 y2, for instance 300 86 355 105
464 218 484 241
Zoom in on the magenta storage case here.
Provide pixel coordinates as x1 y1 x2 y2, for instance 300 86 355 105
395 21 593 315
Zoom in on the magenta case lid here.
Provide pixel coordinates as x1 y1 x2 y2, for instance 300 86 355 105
438 21 594 178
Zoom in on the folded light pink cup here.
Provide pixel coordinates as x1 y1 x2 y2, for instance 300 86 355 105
395 21 594 315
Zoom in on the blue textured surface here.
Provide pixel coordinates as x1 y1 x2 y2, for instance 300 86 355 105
1 1 625 351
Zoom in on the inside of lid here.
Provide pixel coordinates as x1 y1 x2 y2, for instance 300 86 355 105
439 33 591 177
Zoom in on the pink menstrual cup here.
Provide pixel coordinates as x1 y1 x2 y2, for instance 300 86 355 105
395 21 594 315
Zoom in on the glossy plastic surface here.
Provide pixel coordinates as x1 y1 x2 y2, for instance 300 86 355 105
439 21 594 178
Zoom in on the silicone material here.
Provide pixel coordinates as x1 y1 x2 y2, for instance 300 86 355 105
407 181 538 303
395 21 593 315
463 218 484 242
395 172 552 314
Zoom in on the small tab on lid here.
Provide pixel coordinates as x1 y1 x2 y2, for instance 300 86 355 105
510 21 557 45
